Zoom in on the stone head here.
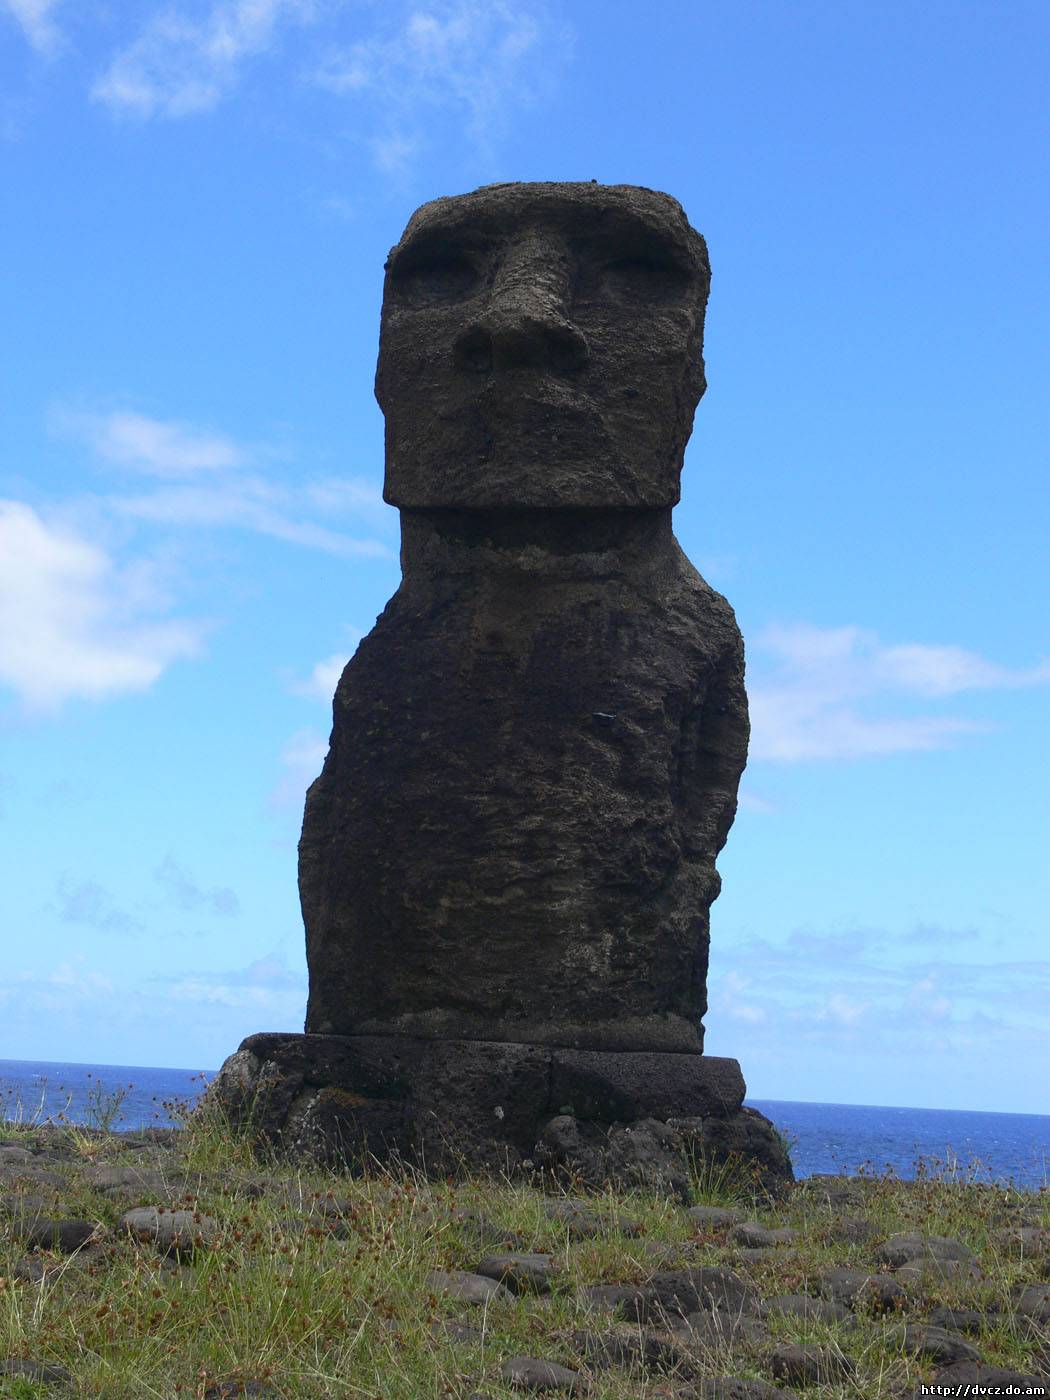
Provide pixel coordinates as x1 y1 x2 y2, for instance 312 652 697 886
376 181 710 510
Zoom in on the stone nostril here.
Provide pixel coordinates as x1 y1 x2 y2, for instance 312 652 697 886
453 328 493 373
548 326 588 373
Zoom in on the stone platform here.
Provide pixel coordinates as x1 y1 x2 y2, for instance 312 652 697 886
201 1032 792 1201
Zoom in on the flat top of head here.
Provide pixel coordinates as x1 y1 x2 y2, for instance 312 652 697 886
390 181 708 280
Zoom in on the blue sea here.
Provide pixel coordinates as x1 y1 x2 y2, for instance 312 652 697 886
1 1058 1047 1190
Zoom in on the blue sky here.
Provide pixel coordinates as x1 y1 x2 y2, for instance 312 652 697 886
2 0 1047 1114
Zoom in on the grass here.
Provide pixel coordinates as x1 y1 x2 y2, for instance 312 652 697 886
0 1084 1047 1398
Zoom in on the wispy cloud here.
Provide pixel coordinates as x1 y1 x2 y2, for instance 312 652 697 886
154 855 239 917
707 921 1049 1067
0 957 116 1014
269 727 328 809
162 952 306 1009
113 479 392 558
53 876 143 934
313 0 571 169
288 635 361 700
92 0 320 118
54 408 247 476
1 0 63 54
58 405 395 559
0 499 202 712
747 622 1049 762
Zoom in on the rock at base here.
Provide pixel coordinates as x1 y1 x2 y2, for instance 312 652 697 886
198 1031 792 1200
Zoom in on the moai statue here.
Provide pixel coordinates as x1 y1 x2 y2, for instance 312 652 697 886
206 183 793 1196
300 181 748 1054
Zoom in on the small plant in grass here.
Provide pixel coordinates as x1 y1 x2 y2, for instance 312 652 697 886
82 1073 133 1132
0 1076 73 1136
773 1124 798 1160
684 1142 765 1206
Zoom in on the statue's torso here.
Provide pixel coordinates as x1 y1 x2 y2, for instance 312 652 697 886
300 527 747 1053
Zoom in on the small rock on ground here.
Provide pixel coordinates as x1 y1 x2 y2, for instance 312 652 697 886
500 1355 587 1391
769 1343 855 1386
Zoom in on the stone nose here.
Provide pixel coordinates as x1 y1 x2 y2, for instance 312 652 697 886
453 235 588 374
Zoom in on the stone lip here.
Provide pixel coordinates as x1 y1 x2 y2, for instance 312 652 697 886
200 1031 791 1200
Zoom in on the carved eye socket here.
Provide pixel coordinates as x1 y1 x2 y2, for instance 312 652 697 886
599 258 688 301
392 253 478 303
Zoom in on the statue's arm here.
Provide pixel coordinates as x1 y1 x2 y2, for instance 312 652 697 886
676 628 750 860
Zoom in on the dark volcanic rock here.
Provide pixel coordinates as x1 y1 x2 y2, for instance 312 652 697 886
202 1030 784 1195
901 1323 982 1365
0 1359 73 1388
816 1266 907 1313
15 1217 97 1253
769 1343 855 1386
876 1232 978 1268
200 182 793 1193
300 181 746 1056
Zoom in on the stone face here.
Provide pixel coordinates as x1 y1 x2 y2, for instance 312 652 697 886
300 180 747 1056
376 182 711 510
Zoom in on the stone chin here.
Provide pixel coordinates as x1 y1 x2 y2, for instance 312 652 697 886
382 399 688 510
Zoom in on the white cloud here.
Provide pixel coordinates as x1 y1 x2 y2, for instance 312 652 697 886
907 974 952 1021
0 957 115 1012
304 477 387 516
290 641 360 700
54 405 393 557
55 408 247 476
0 500 202 712
313 0 571 167
113 479 392 558
874 641 1050 697
165 952 305 1008
818 992 867 1027
269 727 328 808
710 970 767 1025
747 621 1048 762
736 789 776 815
92 0 320 118
1 0 62 53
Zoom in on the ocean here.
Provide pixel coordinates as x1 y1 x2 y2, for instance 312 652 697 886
1 1057 1047 1190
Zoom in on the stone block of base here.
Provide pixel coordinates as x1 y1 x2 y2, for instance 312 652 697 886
200 1032 792 1200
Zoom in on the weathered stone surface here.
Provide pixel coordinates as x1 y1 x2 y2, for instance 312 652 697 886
687 1205 745 1230
816 1267 907 1312
200 1030 791 1194
690 1383 799 1400
730 1222 796 1248
14 1217 97 1253
769 1344 854 1386
631 1266 760 1324
300 181 746 1056
199 182 791 1192
876 1232 978 1268
900 1323 982 1365
668 1110 795 1196
759 1294 854 1327
499 1355 587 1392
674 1309 769 1348
425 1268 511 1305
474 1253 559 1295
561 1325 693 1377
119 1206 219 1258
0 1359 74 1388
